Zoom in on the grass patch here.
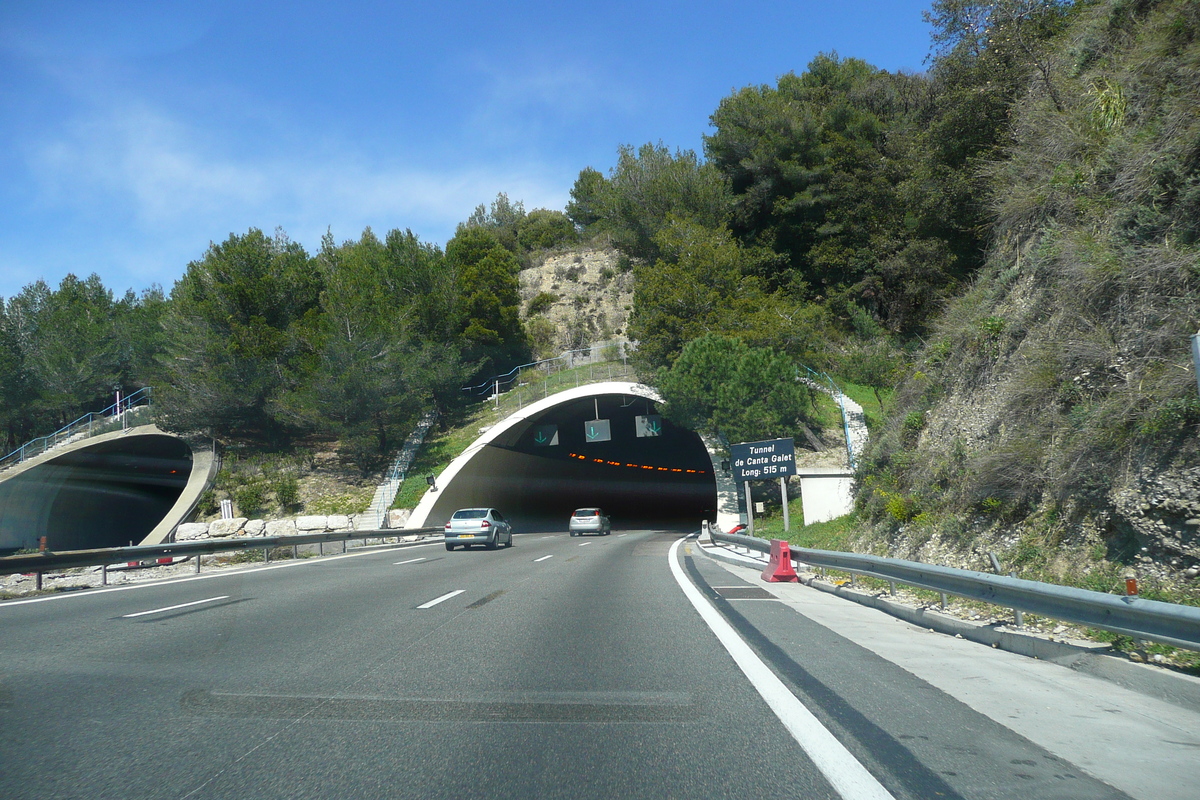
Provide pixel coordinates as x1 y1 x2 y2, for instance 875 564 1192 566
307 486 375 515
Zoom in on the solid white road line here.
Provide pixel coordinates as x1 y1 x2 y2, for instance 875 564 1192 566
394 557 426 565
122 596 230 618
667 538 895 800
534 555 554 563
417 590 465 609
578 542 592 547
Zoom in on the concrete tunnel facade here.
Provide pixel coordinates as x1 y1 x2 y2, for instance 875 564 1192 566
406 382 718 531
0 426 215 553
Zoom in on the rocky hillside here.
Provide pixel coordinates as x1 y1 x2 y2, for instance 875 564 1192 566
857 0 1200 596
518 247 635 357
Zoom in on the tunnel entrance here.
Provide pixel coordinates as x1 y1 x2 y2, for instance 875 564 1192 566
415 386 716 531
0 434 193 553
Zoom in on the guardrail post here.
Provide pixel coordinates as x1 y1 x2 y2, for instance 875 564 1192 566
263 546 270 564
35 571 42 591
1010 572 1024 627
342 539 347 554
195 555 201 574
101 564 108 586
988 551 1023 628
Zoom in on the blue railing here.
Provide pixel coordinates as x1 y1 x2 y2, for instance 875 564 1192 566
462 343 630 399
0 387 154 473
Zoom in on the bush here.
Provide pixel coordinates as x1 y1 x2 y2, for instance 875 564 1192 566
233 479 269 516
527 292 558 316
273 475 300 510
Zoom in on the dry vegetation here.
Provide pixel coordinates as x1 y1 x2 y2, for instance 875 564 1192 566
857 0 1200 603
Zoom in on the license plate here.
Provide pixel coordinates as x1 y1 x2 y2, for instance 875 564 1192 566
458 533 475 538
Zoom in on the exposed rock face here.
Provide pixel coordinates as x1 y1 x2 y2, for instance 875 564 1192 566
1111 468 1200 573
519 248 634 355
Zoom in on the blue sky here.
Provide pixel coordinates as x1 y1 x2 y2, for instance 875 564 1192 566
0 1 935 299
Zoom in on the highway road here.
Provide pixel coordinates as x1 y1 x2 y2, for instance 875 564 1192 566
0 528 1193 799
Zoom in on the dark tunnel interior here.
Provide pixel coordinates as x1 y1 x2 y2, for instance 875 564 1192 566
428 394 716 531
0 435 193 553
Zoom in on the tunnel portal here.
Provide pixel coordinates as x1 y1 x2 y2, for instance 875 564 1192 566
412 383 717 531
0 433 194 553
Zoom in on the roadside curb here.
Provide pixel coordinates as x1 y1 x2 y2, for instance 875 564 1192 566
697 541 1200 716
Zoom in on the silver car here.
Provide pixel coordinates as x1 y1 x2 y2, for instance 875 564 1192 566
444 508 514 550
568 507 611 536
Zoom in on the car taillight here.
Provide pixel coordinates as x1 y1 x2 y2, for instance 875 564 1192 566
444 523 451 530
480 520 490 528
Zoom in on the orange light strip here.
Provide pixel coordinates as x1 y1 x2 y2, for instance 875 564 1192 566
565 453 706 475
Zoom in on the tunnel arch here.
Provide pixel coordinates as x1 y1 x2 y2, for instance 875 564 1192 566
406 382 717 531
0 425 216 553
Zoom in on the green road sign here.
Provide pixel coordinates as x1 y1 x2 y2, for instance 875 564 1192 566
584 419 611 443
635 414 662 438
532 424 559 446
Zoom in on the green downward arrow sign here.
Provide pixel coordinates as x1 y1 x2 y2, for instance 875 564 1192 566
535 431 547 443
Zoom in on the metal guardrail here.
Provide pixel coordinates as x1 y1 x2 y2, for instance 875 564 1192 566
462 343 631 399
711 531 1200 652
0 527 443 588
0 387 154 472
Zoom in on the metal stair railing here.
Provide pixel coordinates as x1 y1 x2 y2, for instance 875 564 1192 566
0 387 154 474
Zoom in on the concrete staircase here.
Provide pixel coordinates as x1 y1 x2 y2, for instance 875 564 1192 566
356 413 437 530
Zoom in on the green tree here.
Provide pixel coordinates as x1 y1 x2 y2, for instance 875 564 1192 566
566 166 608 230
279 228 473 470
158 228 320 443
598 142 731 264
18 275 123 425
657 333 814 444
445 227 529 377
517 209 577 251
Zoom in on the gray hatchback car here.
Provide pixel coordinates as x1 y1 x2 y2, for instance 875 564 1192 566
444 508 514 550
568 508 611 536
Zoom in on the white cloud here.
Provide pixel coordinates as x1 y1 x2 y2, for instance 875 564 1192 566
26 99 571 245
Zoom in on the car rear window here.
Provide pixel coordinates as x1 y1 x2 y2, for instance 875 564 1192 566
573 509 598 516
452 509 488 519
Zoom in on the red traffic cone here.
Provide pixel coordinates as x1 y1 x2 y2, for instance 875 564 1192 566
761 539 800 583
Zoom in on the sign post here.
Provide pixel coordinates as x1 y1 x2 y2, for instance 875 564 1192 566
729 438 797 536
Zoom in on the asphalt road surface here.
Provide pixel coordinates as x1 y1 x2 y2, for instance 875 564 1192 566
0 529 1187 799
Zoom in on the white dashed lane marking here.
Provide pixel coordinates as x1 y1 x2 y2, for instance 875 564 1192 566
123 596 230 618
416 590 465 609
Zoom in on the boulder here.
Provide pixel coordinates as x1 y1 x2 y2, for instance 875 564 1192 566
265 519 297 537
327 514 351 531
296 515 328 531
243 519 266 537
388 509 412 529
175 523 210 541
208 518 247 538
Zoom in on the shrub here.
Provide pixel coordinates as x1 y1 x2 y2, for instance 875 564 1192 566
273 475 300 510
233 479 269 516
527 292 558 316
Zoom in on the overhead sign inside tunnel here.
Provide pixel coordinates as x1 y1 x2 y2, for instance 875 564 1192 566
531 425 559 446
635 414 662 437
729 437 796 480
584 419 611 443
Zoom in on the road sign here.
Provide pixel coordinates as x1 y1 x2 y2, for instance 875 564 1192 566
531 424 559 446
635 414 663 438
584 419 611 443
729 437 796 481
